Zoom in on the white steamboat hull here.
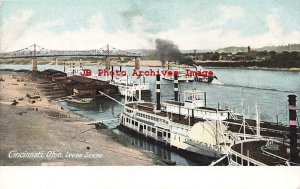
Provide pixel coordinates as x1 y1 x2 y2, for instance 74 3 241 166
119 111 225 158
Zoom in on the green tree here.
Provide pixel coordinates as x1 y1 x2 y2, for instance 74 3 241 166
211 52 220 60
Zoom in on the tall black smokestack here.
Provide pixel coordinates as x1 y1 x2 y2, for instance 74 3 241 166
72 62 75 75
111 66 114 81
288 94 298 163
174 73 178 102
204 92 207 107
191 109 195 125
156 74 161 111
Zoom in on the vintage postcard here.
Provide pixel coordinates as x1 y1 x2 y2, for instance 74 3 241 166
0 0 300 188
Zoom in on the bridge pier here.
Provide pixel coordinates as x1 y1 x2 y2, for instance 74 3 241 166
135 57 140 70
161 60 167 67
79 58 82 68
32 43 37 71
105 57 110 69
32 58 37 71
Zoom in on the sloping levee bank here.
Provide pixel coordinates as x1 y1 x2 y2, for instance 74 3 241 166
0 70 161 165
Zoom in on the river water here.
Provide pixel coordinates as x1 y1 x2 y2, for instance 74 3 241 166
1 64 300 165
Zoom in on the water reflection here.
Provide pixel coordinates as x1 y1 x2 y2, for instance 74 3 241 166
60 96 122 125
114 128 201 166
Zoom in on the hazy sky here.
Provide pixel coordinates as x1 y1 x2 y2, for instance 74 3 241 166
0 0 300 51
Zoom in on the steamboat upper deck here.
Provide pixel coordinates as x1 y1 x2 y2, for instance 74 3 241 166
126 102 206 126
163 100 229 112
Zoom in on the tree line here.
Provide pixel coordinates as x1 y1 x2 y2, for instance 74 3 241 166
187 51 300 68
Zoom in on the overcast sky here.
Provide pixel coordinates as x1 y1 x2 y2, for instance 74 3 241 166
0 0 300 51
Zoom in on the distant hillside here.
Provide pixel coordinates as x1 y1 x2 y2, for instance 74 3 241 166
180 49 214 53
216 46 248 53
126 49 154 54
126 49 213 56
216 44 300 53
126 44 300 56
256 44 300 52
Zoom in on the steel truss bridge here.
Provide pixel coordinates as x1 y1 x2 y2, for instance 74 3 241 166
0 44 144 59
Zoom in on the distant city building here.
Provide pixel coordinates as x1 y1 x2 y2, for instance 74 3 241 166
220 53 232 61
232 55 245 61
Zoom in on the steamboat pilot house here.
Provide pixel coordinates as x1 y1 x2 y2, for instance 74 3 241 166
162 89 230 121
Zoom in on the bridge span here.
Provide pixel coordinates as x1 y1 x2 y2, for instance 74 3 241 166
0 44 144 71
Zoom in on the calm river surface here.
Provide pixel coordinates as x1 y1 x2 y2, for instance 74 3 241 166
1 64 300 165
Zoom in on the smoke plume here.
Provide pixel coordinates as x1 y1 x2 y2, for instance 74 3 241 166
155 39 194 65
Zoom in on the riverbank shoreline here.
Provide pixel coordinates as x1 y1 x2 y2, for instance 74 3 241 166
206 66 300 72
1 60 299 71
0 70 162 165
